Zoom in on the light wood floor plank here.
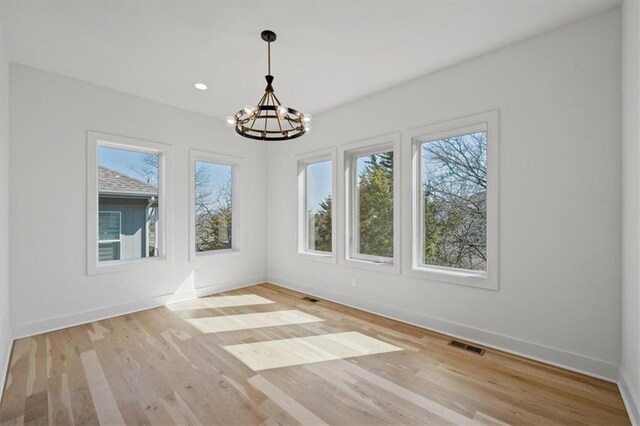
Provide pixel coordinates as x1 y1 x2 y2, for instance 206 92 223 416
0 283 631 425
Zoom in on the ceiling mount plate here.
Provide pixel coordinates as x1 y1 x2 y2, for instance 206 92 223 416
261 30 276 43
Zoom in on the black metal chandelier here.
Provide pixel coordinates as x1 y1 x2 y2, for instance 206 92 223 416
226 30 311 141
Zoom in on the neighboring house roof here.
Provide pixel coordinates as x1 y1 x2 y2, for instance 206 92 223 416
98 166 158 197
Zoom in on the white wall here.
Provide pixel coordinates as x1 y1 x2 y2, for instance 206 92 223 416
621 0 640 423
266 9 622 380
0 3 13 399
8 64 267 336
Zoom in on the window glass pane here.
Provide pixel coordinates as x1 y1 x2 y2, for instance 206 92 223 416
422 131 487 271
195 161 232 252
355 151 394 258
98 211 120 241
305 160 332 252
98 146 160 261
98 242 121 262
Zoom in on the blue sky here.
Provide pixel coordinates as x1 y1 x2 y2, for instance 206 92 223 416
306 160 331 213
99 147 232 194
99 146 158 186
195 161 232 209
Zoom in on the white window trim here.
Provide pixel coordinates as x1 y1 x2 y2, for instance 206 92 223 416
296 148 337 264
189 149 243 262
405 111 499 290
87 131 172 275
340 133 401 274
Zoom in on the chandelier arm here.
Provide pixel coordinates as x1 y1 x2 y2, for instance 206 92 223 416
255 91 268 109
271 91 283 107
272 94 284 134
286 115 297 130
248 91 268 131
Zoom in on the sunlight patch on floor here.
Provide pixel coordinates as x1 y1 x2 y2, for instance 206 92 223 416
223 331 402 370
166 294 274 311
186 310 323 333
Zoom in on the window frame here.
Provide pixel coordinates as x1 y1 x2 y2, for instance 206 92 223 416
406 111 499 290
296 148 337 263
87 131 172 275
189 149 242 261
341 133 401 274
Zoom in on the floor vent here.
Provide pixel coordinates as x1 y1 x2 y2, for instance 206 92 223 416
301 296 319 303
448 340 486 356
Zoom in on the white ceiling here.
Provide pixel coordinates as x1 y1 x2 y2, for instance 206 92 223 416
4 0 619 119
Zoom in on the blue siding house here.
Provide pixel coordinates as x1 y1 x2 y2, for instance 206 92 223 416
98 167 158 262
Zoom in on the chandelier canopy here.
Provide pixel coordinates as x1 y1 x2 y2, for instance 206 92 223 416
227 30 311 141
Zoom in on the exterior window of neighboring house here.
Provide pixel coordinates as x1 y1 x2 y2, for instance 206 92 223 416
342 134 400 272
194 160 233 253
87 131 170 275
98 211 121 261
97 147 160 262
408 111 498 289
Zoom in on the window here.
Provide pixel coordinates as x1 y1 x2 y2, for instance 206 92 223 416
189 150 240 259
98 211 121 261
409 112 498 289
87 131 171 275
195 161 233 253
343 134 400 272
297 149 336 261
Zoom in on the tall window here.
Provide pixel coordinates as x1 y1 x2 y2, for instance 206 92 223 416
420 132 486 271
194 161 233 253
410 112 498 289
87 131 170 275
300 158 333 254
344 135 399 270
354 151 394 258
98 146 160 262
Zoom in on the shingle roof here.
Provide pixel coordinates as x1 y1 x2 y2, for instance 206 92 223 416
98 166 158 196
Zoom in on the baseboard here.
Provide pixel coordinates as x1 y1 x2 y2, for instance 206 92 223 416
0 326 12 405
12 276 266 339
620 367 640 426
267 275 619 382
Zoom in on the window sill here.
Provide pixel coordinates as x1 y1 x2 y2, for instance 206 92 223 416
88 256 170 276
406 266 497 290
343 257 400 274
297 251 336 264
191 248 241 262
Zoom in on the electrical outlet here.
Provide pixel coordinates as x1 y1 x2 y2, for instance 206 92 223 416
351 278 357 287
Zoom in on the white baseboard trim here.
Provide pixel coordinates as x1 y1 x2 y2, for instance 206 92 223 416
0 326 12 404
620 367 640 426
12 276 266 339
267 275 619 382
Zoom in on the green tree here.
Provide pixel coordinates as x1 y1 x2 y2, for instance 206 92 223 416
357 152 394 258
309 195 332 252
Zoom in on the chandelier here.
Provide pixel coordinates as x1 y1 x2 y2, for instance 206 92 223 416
227 30 311 141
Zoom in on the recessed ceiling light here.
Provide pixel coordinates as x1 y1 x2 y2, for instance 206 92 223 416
194 83 208 91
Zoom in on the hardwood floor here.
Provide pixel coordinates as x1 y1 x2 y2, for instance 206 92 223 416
0 283 631 425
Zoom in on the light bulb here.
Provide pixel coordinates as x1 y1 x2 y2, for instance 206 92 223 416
302 114 312 123
277 105 288 118
243 105 256 116
194 83 208 90
304 125 311 133
225 116 236 127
